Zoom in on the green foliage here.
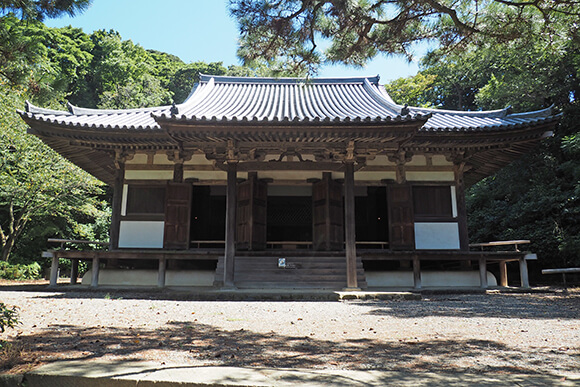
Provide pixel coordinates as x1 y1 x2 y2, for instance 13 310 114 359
0 303 19 333
230 0 580 75
0 261 41 280
0 0 91 21
381 8 580 268
168 61 227 104
0 18 267 266
0 80 109 263
0 15 47 86
385 73 438 108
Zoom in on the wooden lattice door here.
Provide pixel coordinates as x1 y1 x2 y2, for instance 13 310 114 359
163 182 192 250
312 174 343 251
387 184 415 250
236 174 267 250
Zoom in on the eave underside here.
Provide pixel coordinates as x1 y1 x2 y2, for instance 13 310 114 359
28 120 557 186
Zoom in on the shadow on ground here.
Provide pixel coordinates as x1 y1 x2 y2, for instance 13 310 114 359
357 292 580 320
6 318 577 375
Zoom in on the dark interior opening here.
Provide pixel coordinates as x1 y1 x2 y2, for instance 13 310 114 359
355 187 389 246
190 186 225 245
267 196 313 242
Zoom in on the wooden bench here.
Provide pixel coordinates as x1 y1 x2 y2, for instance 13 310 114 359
44 238 109 287
542 267 580 288
469 240 535 288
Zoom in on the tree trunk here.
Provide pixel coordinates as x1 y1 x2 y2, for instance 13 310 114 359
1 236 15 262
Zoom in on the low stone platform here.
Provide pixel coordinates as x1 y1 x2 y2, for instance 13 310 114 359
6 360 577 387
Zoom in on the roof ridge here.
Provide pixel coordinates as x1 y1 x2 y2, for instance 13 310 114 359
507 104 554 118
67 103 170 116
25 101 72 116
175 77 216 114
363 79 403 115
199 74 380 85
408 105 509 117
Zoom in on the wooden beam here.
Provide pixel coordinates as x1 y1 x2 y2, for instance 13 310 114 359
479 257 488 289
519 258 530 288
158 257 167 288
110 162 125 250
413 255 421 289
454 163 469 250
499 260 508 287
223 162 237 288
91 255 100 288
49 254 59 287
70 259 79 284
344 161 359 290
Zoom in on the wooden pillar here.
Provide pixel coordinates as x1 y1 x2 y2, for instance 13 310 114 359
479 257 488 289
519 258 530 288
344 161 359 290
453 163 469 251
91 255 100 288
223 162 237 288
110 162 125 250
70 259 79 284
49 254 59 287
173 162 184 183
499 260 508 287
412 255 421 289
158 256 167 288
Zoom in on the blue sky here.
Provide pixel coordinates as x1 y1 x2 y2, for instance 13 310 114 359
45 0 423 81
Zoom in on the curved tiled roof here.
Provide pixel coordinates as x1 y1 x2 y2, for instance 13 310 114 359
154 75 420 124
20 74 558 131
20 101 167 130
374 87 557 131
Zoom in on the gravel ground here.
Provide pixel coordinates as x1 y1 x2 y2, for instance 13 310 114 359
0 282 578 377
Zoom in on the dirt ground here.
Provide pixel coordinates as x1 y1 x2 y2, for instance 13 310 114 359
0 280 578 378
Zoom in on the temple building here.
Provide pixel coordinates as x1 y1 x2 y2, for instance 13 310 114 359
20 75 559 289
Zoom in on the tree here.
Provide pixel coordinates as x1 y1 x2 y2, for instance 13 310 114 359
383 30 580 267
0 0 91 21
0 81 107 262
230 0 580 74
168 61 228 104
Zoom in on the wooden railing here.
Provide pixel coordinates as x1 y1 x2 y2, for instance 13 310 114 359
44 238 109 287
47 238 109 248
469 240 530 252
542 267 580 288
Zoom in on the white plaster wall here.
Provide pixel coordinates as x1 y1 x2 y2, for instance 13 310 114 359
121 184 128 216
414 222 460 249
119 221 164 248
451 186 458 218
366 271 497 288
125 154 149 164
82 269 214 287
431 155 453 166
124 170 173 180
406 171 455 181
406 155 427 166
365 155 396 166
186 154 214 165
153 153 174 165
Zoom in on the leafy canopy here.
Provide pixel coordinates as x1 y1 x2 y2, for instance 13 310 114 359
383 28 580 267
230 0 580 75
0 0 91 21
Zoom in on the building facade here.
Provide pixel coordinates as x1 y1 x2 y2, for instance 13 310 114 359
20 75 559 289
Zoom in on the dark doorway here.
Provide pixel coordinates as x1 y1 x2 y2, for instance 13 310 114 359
267 196 312 242
355 187 389 245
190 186 226 245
